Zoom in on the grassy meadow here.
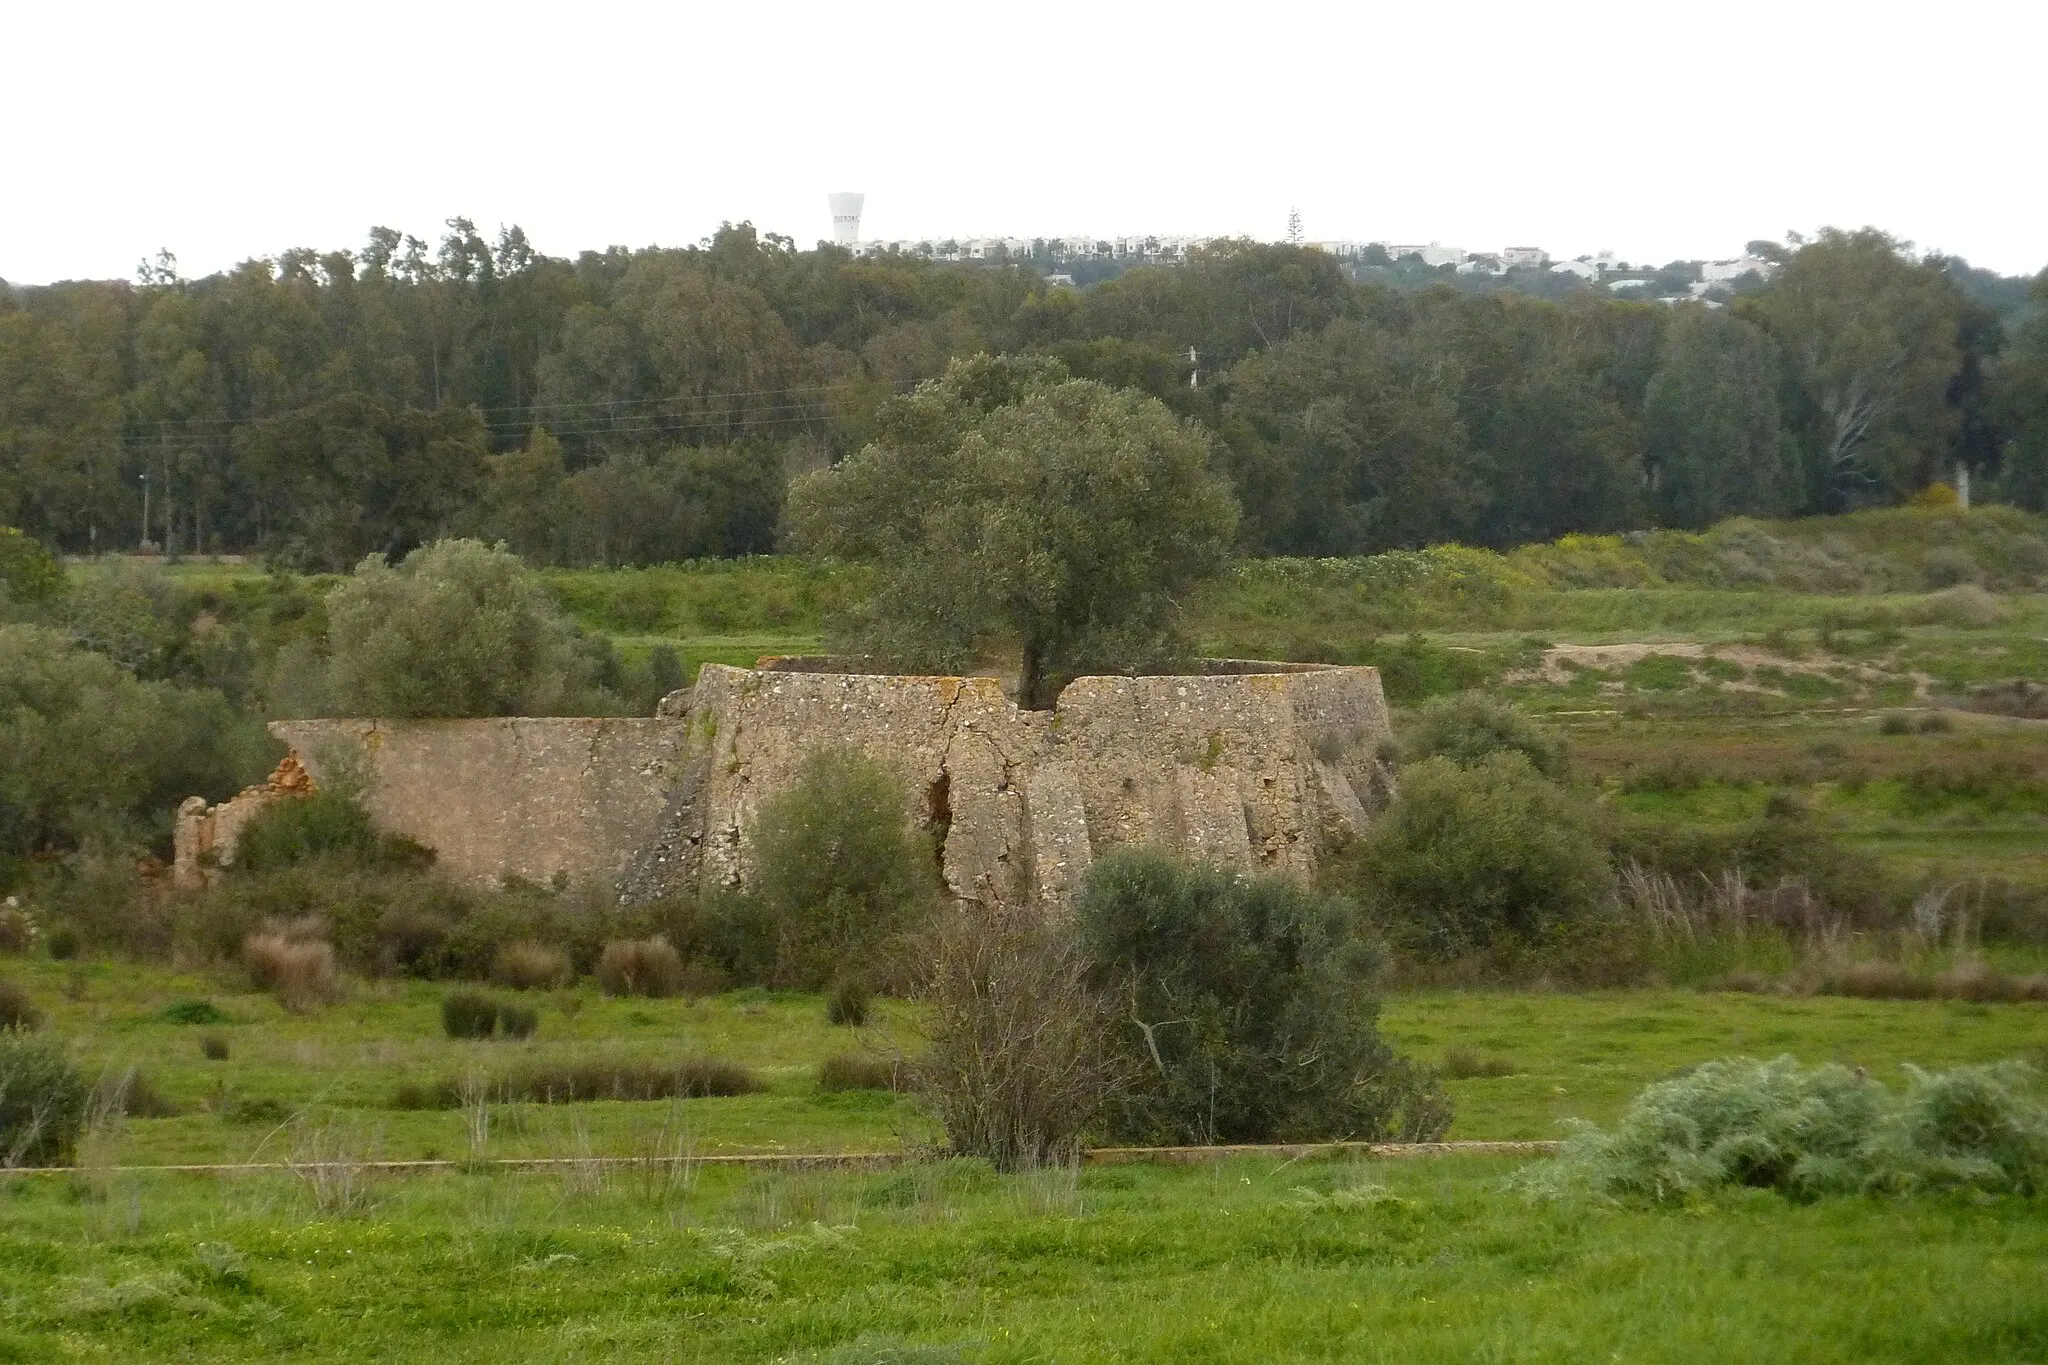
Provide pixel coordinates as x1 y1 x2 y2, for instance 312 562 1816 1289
7 959 2043 1164
6 1148 2046 1363
4 963 2047 1362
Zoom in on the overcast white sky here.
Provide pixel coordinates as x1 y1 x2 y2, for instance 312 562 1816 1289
4 0 2044 285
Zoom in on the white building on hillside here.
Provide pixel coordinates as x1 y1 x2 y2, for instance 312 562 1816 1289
1386 241 1465 268
1701 254 1778 284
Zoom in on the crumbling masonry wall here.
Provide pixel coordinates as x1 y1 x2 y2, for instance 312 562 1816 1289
186 662 1391 908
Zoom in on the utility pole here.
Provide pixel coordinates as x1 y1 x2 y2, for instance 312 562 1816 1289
138 472 150 553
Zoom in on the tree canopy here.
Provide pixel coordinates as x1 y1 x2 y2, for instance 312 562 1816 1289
323 539 615 717
786 355 1238 707
0 223 2040 569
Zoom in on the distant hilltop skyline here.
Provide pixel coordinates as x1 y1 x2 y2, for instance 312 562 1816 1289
815 194 1791 286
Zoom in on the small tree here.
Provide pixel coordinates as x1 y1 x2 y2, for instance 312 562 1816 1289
787 355 1239 709
1340 752 1611 959
1075 848 1450 1145
750 748 937 989
324 539 614 717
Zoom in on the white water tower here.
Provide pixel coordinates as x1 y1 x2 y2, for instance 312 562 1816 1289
827 192 864 248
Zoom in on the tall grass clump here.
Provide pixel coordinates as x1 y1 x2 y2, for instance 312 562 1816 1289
491 940 571 990
818 1053 915 1092
0 1031 89 1166
825 976 871 1026
441 989 538 1040
241 927 341 1012
1520 1055 2048 1204
0 978 41 1032
392 1057 760 1108
596 937 685 998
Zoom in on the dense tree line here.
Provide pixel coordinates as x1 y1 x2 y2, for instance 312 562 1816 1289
3 222 2045 566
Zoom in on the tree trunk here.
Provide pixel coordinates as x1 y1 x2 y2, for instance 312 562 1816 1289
1020 637 1048 712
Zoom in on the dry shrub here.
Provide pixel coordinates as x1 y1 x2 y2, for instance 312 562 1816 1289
1821 960 1933 1000
242 932 341 1013
492 940 571 991
93 1067 179 1119
915 903 1134 1171
199 1033 230 1061
1934 961 2048 1003
0 902 35 955
1716 969 1775 994
819 1053 916 1093
596 937 685 998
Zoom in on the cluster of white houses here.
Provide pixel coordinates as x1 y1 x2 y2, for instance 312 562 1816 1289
843 233 1777 295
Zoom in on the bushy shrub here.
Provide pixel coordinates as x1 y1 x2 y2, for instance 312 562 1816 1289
1520 1056 2048 1203
241 930 340 1013
916 902 1131 1170
751 747 938 990
1076 849 1451 1145
497 999 539 1040
199 1034 230 1061
441 988 503 1039
819 1053 915 1093
596 937 685 998
825 977 871 1027
0 978 40 1031
491 940 571 991
232 787 413 874
1403 693 1571 780
324 539 617 718
0 1031 88 1166
1339 753 1611 959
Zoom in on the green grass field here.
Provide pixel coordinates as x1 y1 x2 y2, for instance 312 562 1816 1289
4 963 2047 1362
10 960 2044 1163
3 1155 2045 1363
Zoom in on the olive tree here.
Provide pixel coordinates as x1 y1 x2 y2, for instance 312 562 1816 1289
324 539 615 717
786 355 1239 709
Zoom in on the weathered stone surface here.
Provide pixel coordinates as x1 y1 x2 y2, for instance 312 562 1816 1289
185 661 1392 906
266 718 687 890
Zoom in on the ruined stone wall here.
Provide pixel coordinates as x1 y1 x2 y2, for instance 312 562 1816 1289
627 661 1391 910
192 663 1391 906
172 754 316 889
266 718 688 889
